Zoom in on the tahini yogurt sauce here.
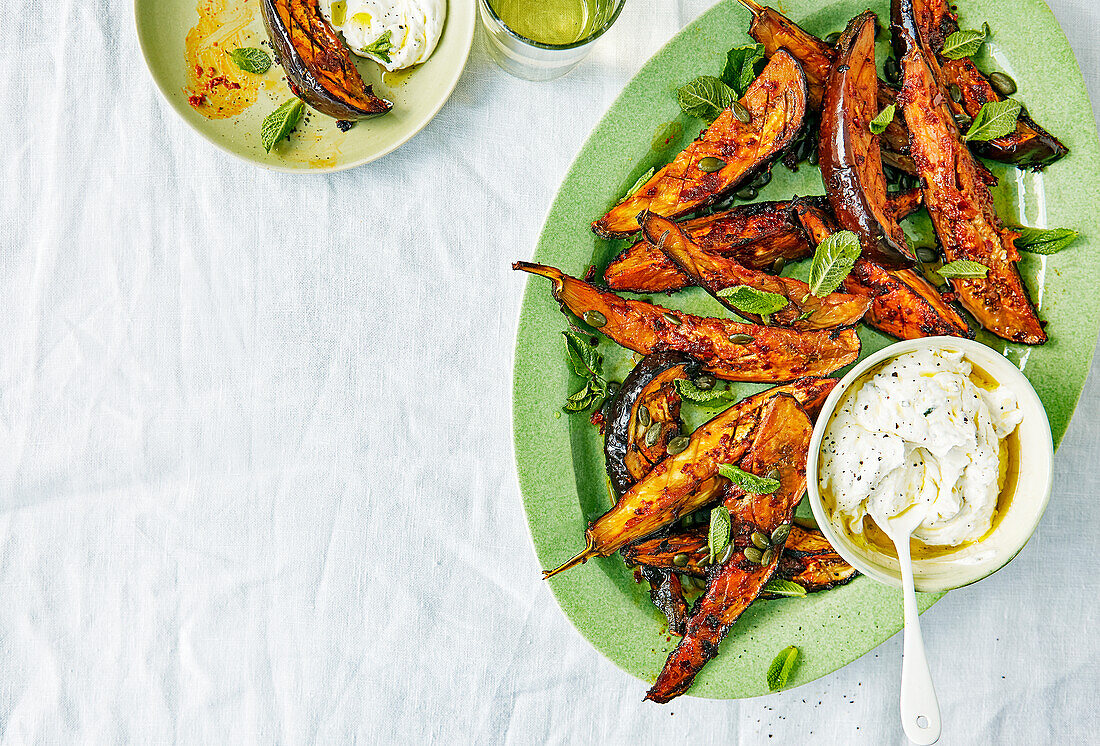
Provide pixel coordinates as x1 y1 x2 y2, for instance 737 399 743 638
819 349 1022 547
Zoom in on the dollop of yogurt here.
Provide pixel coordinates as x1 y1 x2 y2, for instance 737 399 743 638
819 349 1022 546
324 0 446 72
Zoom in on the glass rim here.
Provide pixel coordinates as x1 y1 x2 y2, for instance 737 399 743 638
480 0 627 52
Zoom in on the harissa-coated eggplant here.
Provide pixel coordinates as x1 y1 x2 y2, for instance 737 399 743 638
514 262 862 381
893 8 1046 344
820 12 918 268
640 213 872 330
593 50 808 237
793 198 973 340
892 0 1067 169
261 0 393 119
646 393 812 702
604 201 813 293
540 379 836 578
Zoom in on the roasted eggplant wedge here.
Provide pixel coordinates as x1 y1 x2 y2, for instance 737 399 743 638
640 566 692 636
894 26 1046 344
820 13 918 268
261 0 393 119
893 0 1067 169
739 0 832 108
605 352 698 496
646 393 812 702
592 51 808 237
793 198 973 340
541 379 836 578
604 201 812 294
641 214 871 330
623 524 858 594
515 263 862 381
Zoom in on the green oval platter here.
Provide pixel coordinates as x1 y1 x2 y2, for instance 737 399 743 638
512 0 1100 699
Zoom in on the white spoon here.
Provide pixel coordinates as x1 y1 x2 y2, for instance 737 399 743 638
882 507 942 745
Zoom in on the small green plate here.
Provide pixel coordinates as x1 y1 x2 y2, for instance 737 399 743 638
513 0 1100 698
135 0 474 172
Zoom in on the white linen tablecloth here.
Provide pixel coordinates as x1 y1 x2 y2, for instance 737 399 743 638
2 0 1098 743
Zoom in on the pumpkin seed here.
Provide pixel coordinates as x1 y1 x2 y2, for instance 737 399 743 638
736 186 759 201
988 71 1017 96
771 257 786 274
824 31 841 44
771 523 791 545
662 312 682 325
666 436 690 456
807 150 819 166
673 552 690 567
916 246 939 263
751 169 772 188
644 422 663 447
751 531 771 550
583 310 607 327
698 156 726 173
948 84 962 103
637 404 651 427
884 56 901 85
729 333 755 345
697 555 711 568
732 101 751 123
694 374 716 391
953 111 972 129
719 543 735 564
761 548 776 566
744 547 764 564
766 468 780 482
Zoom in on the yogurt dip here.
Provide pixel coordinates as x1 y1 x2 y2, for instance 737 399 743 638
324 0 447 71
819 348 1022 547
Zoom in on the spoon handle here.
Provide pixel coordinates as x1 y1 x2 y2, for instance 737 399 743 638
897 537 941 745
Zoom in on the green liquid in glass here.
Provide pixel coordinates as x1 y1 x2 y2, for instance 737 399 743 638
489 0 602 46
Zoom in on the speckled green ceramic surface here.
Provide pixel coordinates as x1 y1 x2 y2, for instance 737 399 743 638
513 0 1100 699
135 0 474 172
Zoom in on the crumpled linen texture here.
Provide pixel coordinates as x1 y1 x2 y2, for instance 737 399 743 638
0 0 1098 743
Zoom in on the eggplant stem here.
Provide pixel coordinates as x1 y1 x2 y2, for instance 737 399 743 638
734 0 765 16
513 261 566 290
542 538 598 579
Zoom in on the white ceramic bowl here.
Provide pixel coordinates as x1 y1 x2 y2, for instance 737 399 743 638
806 337 1054 593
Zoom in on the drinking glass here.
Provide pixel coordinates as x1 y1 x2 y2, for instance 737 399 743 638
479 0 627 81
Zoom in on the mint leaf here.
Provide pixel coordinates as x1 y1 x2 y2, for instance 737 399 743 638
1013 226 1079 255
940 24 989 60
675 378 738 405
228 47 272 74
767 646 800 691
562 332 607 413
707 506 732 564
717 285 790 316
563 331 602 379
620 167 655 203
938 259 990 279
964 99 1022 142
718 464 781 494
869 104 896 135
808 231 861 297
763 579 808 598
361 30 394 64
677 76 737 121
261 98 305 152
721 43 766 97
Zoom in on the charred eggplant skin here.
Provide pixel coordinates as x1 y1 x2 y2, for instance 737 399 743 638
820 12 918 268
605 352 698 496
261 0 393 120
